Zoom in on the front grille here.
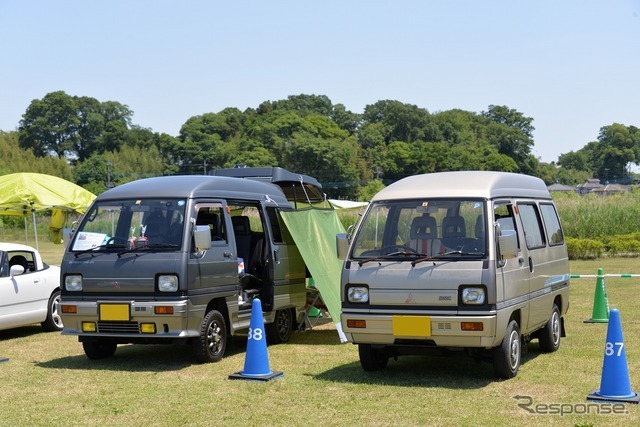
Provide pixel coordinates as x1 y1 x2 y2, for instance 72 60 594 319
97 321 140 334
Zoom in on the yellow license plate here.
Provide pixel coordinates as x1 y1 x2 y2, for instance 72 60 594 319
99 304 130 321
392 316 431 337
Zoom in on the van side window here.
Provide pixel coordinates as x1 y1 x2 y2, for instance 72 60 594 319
540 203 564 246
266 207 285 243
517 203 545 249
195 206 226 242
494 204 518 243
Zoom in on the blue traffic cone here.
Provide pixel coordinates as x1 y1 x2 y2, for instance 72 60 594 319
229 298 283 381
587 309 640 403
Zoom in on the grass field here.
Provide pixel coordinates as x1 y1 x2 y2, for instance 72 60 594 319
2 241 640 426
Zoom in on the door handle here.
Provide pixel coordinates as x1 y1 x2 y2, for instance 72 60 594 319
528 257 533 273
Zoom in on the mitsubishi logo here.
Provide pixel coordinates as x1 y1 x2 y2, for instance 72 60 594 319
405 293 416 304
113 281 120 289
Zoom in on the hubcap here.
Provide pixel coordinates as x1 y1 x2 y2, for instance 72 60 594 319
207 321 222 355
52 296 63 327
277 311 290 337
509 330 520 369
551 312 560 345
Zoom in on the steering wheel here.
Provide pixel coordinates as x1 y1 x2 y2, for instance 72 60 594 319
380 244 417 254
105 236 128 246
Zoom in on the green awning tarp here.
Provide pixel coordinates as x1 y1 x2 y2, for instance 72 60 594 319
280 209 347 342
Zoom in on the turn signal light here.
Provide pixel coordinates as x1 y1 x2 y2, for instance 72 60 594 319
154 306 174 315
61 305 77 314
347 319 367 329
461 322 484 331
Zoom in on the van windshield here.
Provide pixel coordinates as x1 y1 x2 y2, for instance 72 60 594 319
351 199 487 259
71 198 187 252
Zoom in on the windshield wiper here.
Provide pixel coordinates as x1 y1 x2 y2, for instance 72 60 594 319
117 243 179 257
358 251 426 266
74 244 127 257
411 250 484 266
147 243 179 249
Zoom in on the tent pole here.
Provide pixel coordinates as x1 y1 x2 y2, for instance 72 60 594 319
31 202 39 251
24 216 29 246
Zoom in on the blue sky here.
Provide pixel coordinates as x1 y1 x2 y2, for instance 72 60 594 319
1 1 639 164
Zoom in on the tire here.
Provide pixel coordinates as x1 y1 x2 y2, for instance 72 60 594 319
192 309 227 363
266 308 293 344
358 344 389 372
538 304 561 353
83 340 117 360
41 290 63 332
492 320 521 379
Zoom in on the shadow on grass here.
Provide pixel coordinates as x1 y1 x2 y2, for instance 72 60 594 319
0 325 44 340
36 335 250 372
291 329 344 346
313 348 542 389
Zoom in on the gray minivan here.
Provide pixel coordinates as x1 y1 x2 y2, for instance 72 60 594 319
59 168 323 362
337 171 570 378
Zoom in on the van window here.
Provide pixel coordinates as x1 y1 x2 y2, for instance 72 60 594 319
540 203 564 246
518 203 545 249
266 207 285 243
351 199 486 258
71 198 187 251
195 205 227 243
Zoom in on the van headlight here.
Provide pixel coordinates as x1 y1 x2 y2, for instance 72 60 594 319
347 285 369 303
461 287 486 305
158 275 178 292
65 275 83 292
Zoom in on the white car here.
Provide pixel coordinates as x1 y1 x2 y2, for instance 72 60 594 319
1 243 62 332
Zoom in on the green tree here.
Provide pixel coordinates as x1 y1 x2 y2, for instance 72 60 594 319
594 124 639 181
19 91 78 158
281 132 361 198
481 105 535 174
362 100 440 144
19 91 133 161
0 131 73 178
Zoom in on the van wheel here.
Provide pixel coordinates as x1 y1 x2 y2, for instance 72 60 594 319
492 320 521 379
83 340 117 360
539 304 561 352
193 309 227 363
266 308 293 344
41 290 63 332
359 344 389 371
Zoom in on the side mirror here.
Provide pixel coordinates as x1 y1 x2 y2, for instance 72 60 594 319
336 233 349 260
194 225 212 253
498 229 518 259
10 264 25 277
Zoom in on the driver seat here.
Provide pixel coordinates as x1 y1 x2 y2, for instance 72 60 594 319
408 215 444 256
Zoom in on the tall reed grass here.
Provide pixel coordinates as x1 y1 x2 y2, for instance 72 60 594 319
553 190 640 239
336 189 640 241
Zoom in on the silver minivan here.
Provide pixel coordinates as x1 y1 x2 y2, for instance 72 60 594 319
337 171 570 378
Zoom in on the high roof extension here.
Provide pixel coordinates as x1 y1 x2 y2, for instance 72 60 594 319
210 166 326 208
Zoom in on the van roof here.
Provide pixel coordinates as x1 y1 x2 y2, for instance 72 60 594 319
209 166 325 206
95 175 291 206
372 171 551 201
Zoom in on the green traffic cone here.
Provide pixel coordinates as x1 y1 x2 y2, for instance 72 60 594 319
584 268 609 323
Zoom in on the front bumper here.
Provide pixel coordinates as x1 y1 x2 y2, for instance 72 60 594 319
341 312 499 348
59 299 199 339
